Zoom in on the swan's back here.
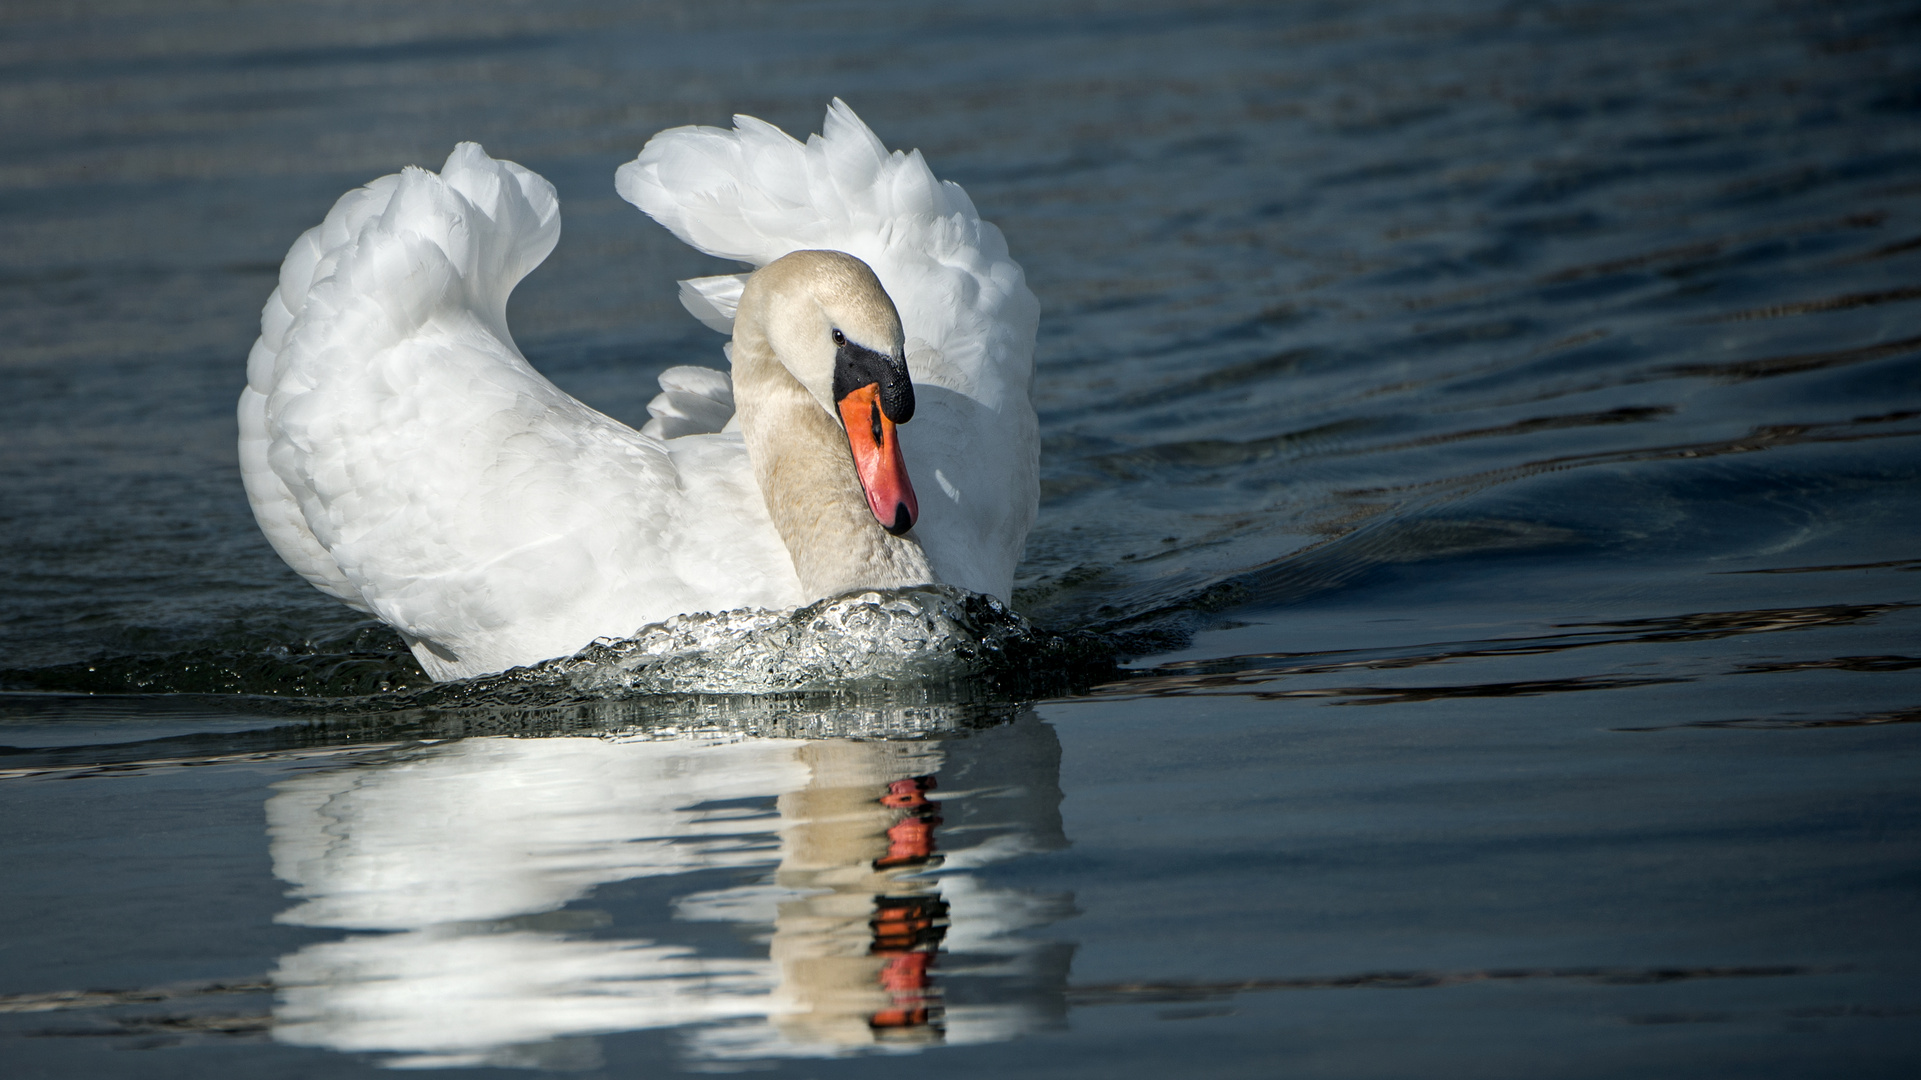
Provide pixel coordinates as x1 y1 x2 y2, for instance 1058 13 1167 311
617 100 1041 601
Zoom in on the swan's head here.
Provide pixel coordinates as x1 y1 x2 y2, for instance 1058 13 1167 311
753 250 919 535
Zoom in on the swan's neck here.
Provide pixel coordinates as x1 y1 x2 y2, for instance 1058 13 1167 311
731 325 934 599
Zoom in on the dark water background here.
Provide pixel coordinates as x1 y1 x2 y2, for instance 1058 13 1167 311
3 0 1920 1075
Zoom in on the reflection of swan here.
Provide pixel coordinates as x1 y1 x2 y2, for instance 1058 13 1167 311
265 714 1071 1069
238 101 1039 680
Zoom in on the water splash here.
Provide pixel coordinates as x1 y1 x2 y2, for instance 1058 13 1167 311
474 585 1113 701
0 586 1114 708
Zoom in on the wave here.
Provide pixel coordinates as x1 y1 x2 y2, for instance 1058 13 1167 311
0 586 1115 708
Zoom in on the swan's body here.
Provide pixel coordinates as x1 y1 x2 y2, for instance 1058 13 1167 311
238 102 1038 680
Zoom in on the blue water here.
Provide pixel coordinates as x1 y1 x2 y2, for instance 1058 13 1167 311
3 0 1920 1075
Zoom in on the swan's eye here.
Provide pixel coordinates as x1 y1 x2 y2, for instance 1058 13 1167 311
831 329 846 347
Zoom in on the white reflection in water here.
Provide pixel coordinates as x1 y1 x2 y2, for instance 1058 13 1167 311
264 713 1072 1069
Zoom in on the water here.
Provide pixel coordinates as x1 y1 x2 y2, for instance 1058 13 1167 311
3 0 1920 1074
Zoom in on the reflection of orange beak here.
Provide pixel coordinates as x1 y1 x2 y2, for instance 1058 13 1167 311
837 382 918 535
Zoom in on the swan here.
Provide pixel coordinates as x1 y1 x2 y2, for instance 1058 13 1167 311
237 101 1039 681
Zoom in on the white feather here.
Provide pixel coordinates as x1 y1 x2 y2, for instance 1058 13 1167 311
677 274 749 334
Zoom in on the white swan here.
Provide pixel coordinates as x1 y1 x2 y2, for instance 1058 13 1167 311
238 101 1039 680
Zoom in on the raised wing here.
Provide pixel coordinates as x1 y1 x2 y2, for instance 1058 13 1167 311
241 145 797 678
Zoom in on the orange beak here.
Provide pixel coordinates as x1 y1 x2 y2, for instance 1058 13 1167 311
837 382 918 535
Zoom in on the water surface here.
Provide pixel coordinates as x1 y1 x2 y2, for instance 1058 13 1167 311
2 0 1919 1075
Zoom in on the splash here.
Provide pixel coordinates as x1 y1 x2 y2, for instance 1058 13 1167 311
519 585 1110 699
0 586 1114 708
